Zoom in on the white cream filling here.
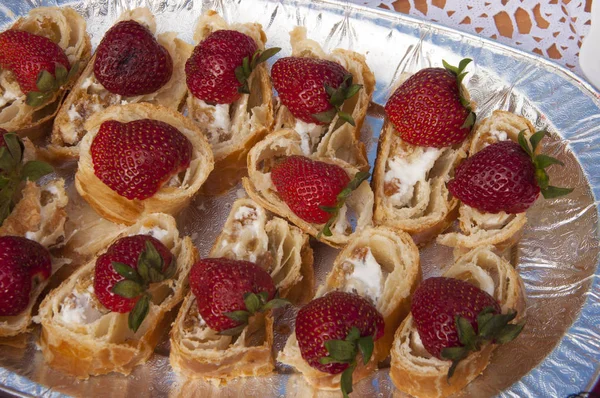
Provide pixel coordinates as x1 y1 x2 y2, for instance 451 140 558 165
409 329 433 358
489 129 508 142
331 204 349 235
342 248 384 304
385 147 442 206
471 207 512 229
59 285 103 325
294 119 326 155
67 105 81 121
80 77 94 90
138 225 170 241
0 85 20 107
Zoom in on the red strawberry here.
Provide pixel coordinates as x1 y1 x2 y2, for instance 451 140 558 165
185 30 279 104
271 156 369 236
94 20 173 97
91 119 192 201
411 277 524 378
448 131 573 214
189 257 287 334
385 59 475 148
271 57 362 126
0 29 74 107
295 291 384 396
0 236 52 316
94 234 175 331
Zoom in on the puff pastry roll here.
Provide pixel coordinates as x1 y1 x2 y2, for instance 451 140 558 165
170 198 314 383
38 213 198 378
49 7 193 159
390 246 525 398
0 7 91 135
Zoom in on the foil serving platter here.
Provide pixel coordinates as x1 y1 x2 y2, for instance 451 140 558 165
1 0 599 396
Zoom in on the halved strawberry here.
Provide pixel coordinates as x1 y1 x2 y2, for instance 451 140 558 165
0 236 52 316
0 29 77 107
90 119 192 200
271 57 362 126
94 235 175 332
448 130 573 213
185 29 280 104
385 59 475 148
411 277 524 378
94 20 173 96
189 257 288 334
296 291 384 397
270 156 369 236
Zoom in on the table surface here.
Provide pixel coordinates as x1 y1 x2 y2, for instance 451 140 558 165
349 0 592 76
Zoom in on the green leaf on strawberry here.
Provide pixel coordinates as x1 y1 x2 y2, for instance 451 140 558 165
312 74 363 126
26 62 79 108
219 290 290 336
129 294 150 333
235 46 281 94
442 58 476 130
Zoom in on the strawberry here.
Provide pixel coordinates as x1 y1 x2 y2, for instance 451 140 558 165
90 119 192 201
0 132 53 225
271 57 362 126
270 156 369 236
0 236 52 316
448 130 573 214
94 234 175 332
94 20 173 97
295 291 384 397
411 277 524 378
385 59 475 148
185 30 279 104
0 29 76 107
189 257 288 334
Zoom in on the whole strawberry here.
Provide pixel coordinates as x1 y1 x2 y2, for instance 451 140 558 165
448 131 573 214
91 119 192 200
411 277 524 378
94 234 175 332
186 30 279 104
385 59 475 148
189 258 287 334
94 20 173 97
271 57 362 126
296 291 384 397
0 29 75 107
0 236 52 316
271 156 369 236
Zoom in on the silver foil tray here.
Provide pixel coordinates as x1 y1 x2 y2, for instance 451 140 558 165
0 0 599 397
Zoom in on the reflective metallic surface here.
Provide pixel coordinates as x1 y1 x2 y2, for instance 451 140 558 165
0 0 599 396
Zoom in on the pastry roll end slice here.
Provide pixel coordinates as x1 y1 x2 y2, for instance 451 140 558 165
278 226 420 390
390 246 525 398
437 111 535 250
38 213 198 379
0 7 91 136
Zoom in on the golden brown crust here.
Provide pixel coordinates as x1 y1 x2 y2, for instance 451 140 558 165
38 213 198 378
278 226 421 390
186 11 275 195
0 7 91 135
47 7 193 160
390 246 526 398
74 103 214 225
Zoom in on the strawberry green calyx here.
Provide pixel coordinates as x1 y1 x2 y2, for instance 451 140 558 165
517 129 574 199
0 132 53 226
26 62 79 108
111 240 177 332
319 171 370 238
312 74 363 127
441 306 524 380
318 326 375 398
235 47 281 95
221 291 289 336
442 58 476 130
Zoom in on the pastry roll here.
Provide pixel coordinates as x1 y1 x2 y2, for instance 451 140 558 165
75 103 214 225
185 11 275 195
38 213 198 378
169 198 314 383
0 7 91 135
243 129 374 248
390 246 525 398
437 111 534 250
273 27 374 170
278 226 420 390
49 7 193 159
